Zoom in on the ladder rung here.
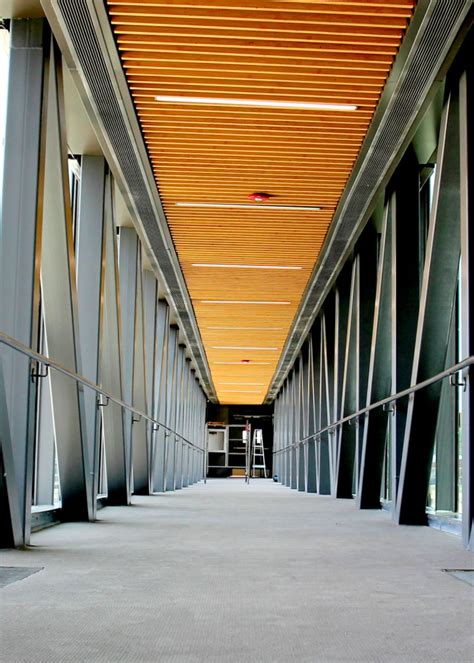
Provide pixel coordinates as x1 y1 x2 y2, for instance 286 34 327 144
251 429 266 476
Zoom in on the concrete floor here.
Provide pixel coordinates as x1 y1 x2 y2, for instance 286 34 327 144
1 479 473 663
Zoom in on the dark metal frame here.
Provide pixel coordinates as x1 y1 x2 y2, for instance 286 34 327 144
0 23 207 548
273 43 474 549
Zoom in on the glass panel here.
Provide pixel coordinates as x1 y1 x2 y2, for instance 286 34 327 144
381 421 392 502
68 155 81 248
98 416 108 498
0 26 10 205
427 450 436 510
419 165 436 278
53 450 61 505
457 409 463 514
456 264 463 514
421 165 445 514
33 321 61 507
427 268 461 517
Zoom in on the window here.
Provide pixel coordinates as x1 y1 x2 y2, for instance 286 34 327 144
418 163 436 276
68 154 81 248
32 155 82 509
0 24 10 212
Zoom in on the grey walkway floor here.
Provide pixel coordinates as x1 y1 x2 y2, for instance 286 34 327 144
1 479 473 663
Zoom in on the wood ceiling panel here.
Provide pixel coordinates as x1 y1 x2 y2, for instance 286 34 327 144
108 1 414 17
107 0 415 404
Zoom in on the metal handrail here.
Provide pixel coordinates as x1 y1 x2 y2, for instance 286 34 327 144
0 331 204 453
273 355 473 455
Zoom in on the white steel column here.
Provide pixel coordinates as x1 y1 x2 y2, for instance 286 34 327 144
100 175 129 505
460 68 473 550
182 359 192 487
165 326 179 491
131 251 149 494
40 37 90 521
0 19 45 546
76 155 107 517
152 301 169 493
174 345 186 490
143 269 158 494
119 227 138 492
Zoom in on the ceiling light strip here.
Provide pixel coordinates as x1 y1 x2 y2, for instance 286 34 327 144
192 263 302 270
201 300 291 305
212 362 272 365
218 383 266 386
155 95 358 112
177 202 321 211
219 390 264 394
207 326 284 331
212 346 279 350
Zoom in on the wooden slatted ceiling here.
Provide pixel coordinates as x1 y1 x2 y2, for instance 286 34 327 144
107 0 415 405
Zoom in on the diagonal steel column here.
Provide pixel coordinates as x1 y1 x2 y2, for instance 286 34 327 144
165 326 179 491
322 296 336 492
119 227 139 492
182 359 192 487
100 174 129 505
390 150 422 511
459 65 473 550
319 315 331 495
311 323 322 493
296 355 305 491
306 336 317 493
151 300 169 492
396 89 461 525
336 259 359 498
0 19 46 546
354 231 378 495
300 342 310 492
357 205 393 508
333 268 351 496
76 155 107 518
131 250 149 495
174 345 186 490
143 270 158 493
40 37 90 521
143 270 159 494
289 373 298 490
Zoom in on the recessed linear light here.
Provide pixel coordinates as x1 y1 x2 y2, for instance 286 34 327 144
201 300 291 305
213 362 272 365
218 383 266 386
212 346 279 351
207 326 284 331
193 263 302 270
177 202 321 211
219 390 263 394
155 95 358 112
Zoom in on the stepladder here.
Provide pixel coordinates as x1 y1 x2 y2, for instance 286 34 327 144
251 429 267 478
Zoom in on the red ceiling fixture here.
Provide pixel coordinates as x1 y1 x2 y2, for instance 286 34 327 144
247 192 272 203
